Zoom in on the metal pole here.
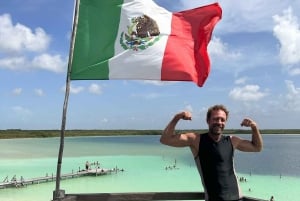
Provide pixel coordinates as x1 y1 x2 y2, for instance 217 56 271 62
53 0 80 200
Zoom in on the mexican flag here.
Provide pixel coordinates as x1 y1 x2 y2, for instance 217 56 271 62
70 0 222 87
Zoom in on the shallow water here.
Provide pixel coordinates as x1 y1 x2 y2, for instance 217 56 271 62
0 135 299 201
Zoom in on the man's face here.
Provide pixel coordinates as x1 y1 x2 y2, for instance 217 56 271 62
207 109 227 136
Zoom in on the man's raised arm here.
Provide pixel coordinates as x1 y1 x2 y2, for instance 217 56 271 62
160 111 192 147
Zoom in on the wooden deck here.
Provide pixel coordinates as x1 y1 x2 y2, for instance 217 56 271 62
0 168 117 189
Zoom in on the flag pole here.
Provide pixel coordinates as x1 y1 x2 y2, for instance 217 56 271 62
53 0 80 200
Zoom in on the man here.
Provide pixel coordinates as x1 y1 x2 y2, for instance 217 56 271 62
160 104 263 201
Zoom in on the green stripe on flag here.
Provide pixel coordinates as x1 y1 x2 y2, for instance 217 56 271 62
71 0 124 80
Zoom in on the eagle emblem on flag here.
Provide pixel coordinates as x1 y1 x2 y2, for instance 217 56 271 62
120 14 161 51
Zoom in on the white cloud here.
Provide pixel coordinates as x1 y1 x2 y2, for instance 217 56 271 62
12 88 22 95
88 83 102 95
141 80 177 86
0 54 66 72
0 14 50 53
179 0 292 33
289 68 300 75
235 77 248 85
61 84 85 94
208 37 245 74
208 37 241 60
273 7 300 75
32 53 66 73
70 85 84 94
283 80 300 111
229 85 268 101
0 14 66 73
34 89 44 96
0 56 26 70
101 118 108 123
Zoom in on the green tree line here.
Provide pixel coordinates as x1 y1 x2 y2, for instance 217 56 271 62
0 129 300 139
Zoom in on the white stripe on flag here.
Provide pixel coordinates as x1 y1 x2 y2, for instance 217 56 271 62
109 0 172 80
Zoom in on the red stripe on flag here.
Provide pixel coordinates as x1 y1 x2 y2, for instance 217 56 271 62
161 3 222 87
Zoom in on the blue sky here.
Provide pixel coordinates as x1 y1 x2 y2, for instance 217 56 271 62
0 0 299 130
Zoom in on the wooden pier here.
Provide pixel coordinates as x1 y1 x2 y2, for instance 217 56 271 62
0 167 121 189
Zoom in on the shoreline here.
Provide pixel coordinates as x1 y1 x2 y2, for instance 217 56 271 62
1 129 300 139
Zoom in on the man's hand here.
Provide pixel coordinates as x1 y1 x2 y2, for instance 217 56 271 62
240 118 256 128
179 111 192 120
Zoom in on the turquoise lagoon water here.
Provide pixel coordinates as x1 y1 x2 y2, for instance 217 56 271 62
0 135 299 201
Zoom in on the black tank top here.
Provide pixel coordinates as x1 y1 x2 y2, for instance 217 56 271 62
196 133 241 201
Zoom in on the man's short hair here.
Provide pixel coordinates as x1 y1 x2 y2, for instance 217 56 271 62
206 104 229 121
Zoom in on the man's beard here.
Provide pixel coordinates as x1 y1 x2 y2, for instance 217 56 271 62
209 124 224 136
